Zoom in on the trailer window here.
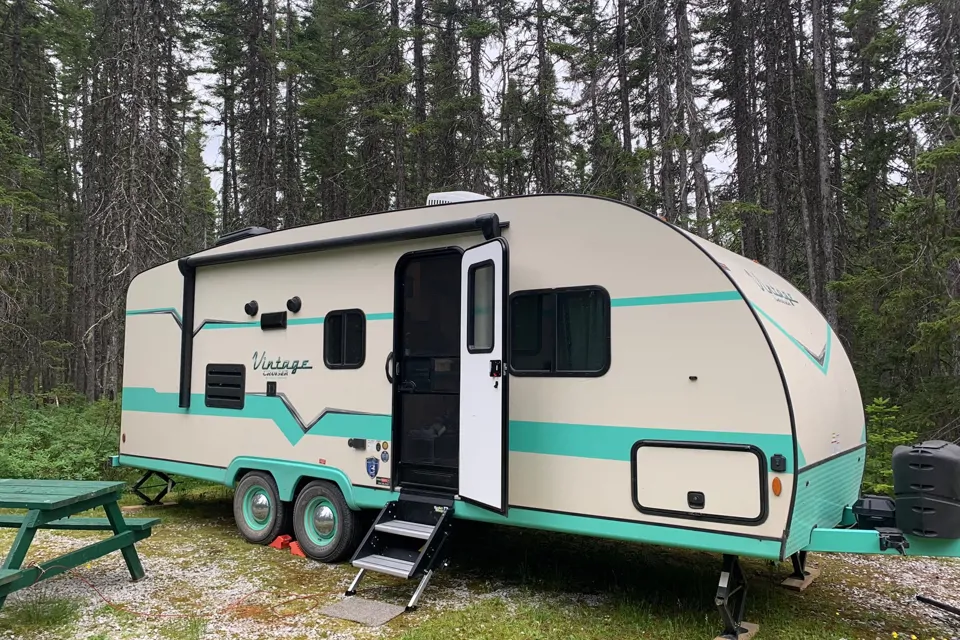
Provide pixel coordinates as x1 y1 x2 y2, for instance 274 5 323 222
509 286 609 376
467 260 495 353
324 309 366 369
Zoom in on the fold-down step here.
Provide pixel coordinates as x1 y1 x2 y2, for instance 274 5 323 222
352 554 415 578
346 493 456 611
374 519 435 540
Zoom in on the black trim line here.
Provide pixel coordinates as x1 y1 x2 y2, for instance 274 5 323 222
175 215 505 409
130 309 183 329
119 454 226 471
504 504 784 543
629 440 769 526
500 239 510 515
246 391 388 433
795 443 866 474
181 214 507 270
178 268 196 408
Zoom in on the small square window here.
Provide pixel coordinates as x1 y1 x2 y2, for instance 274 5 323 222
325 309 365 369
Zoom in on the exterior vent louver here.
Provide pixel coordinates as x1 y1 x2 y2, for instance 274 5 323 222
204 364 245 409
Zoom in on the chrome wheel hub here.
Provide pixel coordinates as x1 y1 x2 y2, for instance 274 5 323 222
250 491 271 523
313 505 335 536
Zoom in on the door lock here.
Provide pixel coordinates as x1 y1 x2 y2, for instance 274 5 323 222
489 360 502 378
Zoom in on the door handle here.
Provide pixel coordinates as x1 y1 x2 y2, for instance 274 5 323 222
385 351 394 384
398 380 416 392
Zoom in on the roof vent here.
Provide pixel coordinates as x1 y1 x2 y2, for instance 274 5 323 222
425 190 491 206
214 226 273 247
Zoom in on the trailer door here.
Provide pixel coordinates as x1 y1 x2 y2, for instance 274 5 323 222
459 237 509 515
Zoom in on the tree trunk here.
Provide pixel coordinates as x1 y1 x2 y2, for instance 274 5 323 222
655 0 675 221
729 0 758 256
812 0 838 325
617 0 634 203
413 0 426 200
677 0 708 235
786 8 820 306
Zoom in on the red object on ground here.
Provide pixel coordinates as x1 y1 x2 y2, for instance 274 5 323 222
268 535 292 550
289 541 306 558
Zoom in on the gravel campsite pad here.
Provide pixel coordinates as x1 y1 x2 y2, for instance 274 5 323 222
1 496 959 640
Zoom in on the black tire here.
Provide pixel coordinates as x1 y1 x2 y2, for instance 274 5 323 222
292 480 361 563
233 472 287 545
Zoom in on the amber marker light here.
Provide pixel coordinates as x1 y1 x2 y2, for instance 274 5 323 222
772 477 782 496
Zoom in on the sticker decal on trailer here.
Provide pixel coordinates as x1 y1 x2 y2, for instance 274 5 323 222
365 457 379 478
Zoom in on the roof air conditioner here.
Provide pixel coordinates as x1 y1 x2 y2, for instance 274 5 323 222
425 190 491 206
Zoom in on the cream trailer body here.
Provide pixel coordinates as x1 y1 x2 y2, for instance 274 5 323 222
117 194 960 637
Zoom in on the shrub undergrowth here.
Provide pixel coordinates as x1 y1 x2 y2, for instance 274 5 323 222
0 388 127 481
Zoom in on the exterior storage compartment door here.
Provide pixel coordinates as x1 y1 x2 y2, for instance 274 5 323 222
631 441 768 525
458 238 509 514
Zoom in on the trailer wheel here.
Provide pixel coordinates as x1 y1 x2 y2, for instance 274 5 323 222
234 472 287 545
292 480 359 563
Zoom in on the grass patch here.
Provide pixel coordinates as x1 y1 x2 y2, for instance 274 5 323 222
160 616 208 640
0 593 82 636
397 595 884 640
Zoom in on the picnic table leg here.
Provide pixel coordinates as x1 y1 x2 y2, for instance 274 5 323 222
0 510 39 608
103 501 146 581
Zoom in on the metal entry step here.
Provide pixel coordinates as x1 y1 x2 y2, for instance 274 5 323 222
374 519 435 540
352 554 415 579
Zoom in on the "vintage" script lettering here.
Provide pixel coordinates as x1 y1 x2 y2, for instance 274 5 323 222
744 270 798 306
252 351 313 377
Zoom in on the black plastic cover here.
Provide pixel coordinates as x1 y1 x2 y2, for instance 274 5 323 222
893 440 960 538
853 495 897 529
896 495 960 538
214 226 272 247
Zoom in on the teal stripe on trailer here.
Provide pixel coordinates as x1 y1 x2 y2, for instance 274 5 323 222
122 387 796 469
750 303 833 375
455 501 783 560
121 387 391 445
123 290 741 334
611 291 741 306
510 421 797 472
805 527 960 557
783 447 865 557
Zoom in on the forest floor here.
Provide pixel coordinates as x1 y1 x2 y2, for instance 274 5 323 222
0 486 958 640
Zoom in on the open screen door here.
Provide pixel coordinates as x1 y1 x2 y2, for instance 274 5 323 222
459 237 509 514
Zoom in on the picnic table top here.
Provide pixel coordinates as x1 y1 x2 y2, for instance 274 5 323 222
0 479 125 511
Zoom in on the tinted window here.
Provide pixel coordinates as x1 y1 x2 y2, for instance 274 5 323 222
325 309 365 369
557 289 607 372
468 261 495 353
509 287 609 376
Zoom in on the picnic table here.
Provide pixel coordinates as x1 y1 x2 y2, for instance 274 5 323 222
0 479 159 608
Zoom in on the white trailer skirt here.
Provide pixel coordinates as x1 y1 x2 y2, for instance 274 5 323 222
631 441 767 524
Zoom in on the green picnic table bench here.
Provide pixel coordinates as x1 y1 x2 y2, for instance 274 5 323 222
0 479 159 608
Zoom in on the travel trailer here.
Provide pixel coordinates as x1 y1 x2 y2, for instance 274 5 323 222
115 192 960 638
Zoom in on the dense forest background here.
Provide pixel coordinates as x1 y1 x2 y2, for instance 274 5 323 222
0 0 958 458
